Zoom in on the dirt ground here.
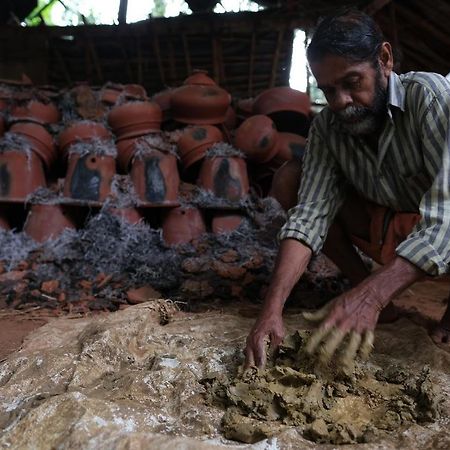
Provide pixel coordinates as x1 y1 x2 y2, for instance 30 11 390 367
0 279 449 449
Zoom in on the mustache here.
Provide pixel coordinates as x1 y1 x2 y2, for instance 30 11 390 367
336 105 372 122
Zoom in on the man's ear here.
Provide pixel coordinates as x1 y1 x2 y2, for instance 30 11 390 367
379 42 394 76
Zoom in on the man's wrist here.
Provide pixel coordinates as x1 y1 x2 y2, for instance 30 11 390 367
361 256 425 305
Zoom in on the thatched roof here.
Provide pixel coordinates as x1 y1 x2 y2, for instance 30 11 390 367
0 1 448 97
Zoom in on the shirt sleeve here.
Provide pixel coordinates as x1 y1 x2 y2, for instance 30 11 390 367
396 87 450 275
278 117 347 254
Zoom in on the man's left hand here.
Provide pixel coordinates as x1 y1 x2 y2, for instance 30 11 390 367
303 283 387 371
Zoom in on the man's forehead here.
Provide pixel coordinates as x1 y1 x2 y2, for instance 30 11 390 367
310 55 373 87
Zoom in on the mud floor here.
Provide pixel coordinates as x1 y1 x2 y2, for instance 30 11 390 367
0 293 450 449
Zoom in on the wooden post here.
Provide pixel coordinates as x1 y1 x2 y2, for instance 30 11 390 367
118 0 128 24
182 33 192 76
269 28 284 88
248 31 256 96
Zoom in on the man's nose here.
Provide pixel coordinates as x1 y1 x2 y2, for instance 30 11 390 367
330 90 353 112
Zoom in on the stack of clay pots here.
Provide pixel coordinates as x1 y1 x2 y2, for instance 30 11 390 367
167 71 249 239
0 73 314 245
0 93 60 232
233 86 311 201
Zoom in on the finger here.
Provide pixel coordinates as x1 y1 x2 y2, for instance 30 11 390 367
359 330 375 360
303 303 333 322
254 339 267 369
339 331 362 372
305 325 332 355
244 347 255 369
318 328 347 365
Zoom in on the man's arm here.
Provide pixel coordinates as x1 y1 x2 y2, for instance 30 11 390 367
244 239 312 368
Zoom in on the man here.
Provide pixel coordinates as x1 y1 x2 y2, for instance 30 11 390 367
245 9 450 369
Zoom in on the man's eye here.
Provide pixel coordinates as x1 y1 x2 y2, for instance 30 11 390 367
343 79 361 90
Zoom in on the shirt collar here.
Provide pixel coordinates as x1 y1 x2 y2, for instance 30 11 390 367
387 71 405 113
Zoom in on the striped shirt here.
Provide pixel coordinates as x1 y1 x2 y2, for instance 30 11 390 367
279 71 450 276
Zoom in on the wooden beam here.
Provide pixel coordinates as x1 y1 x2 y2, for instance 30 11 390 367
364 0 393 16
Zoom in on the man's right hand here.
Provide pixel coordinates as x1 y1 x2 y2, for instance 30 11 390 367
244 311 285 368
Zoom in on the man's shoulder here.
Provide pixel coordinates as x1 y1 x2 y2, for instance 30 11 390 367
399 71 450 97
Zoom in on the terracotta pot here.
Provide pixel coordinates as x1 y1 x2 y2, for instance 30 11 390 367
236 97 254 122
130 149 179 206
269 159 302 211
152 89 173 122
108 206 143 224
24 204 76 242
183 70 216 86
234 115 279 163
123 84 147 100
252 87 311 136
64 153 116 203
177 125 224 169
10 122 56 168
272 132 307 166
170 84 231 125
0 151 47 202
162 206 206 246
212 212 244 234
10 100 60 125
197 156 249 202
223 106 237 129
108 101 162 139
253 87 311 117
100 86 123 105
116 136 138 173
58 122 112 158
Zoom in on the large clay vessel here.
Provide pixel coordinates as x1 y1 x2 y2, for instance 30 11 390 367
116 136 138 173
183 70 216 86
197 156 249 202
24 204 76 242
177 125 224 170
11 100 60 125
64 153 116 203
252 87 311 136
10 122 56 169
108 101 162 139
130 149 179 206
58 122 112 159
171 84 231 125
269 159 302 211
272 132 307 166
162 206 206 246
234 115 278 163
0 151 46 202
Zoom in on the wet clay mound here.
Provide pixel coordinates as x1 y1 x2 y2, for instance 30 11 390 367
203 331 441 445
0 303 449 449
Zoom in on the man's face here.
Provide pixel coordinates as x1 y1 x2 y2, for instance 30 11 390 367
310 54 389 136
